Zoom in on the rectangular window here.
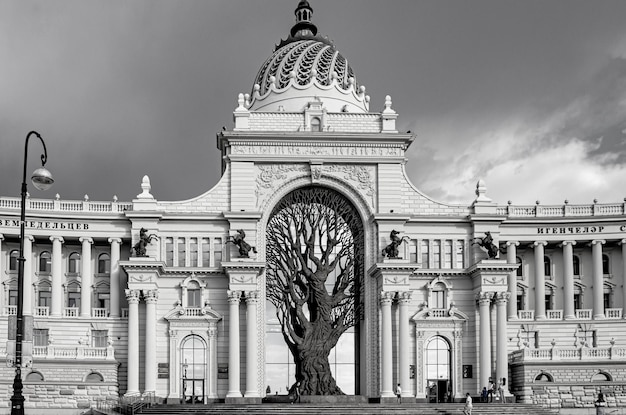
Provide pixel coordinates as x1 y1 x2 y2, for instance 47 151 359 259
165 237 174 267
33 329 49 347
214 238 222 266
9 251 18 271
604 293 611 309
201 238 211 267
432 240 441 269
190 238 198 267
92 330 108 348
574 293 581 310
9 290 18 306
517 294 524 311
38 291 51 307
188 289 202 308
545 294 552 311
68 292 81 308
177 238 186 267
433 291 445 309
409 239 418 263
443 240 452 269
420 240 429 268
456 240 465 269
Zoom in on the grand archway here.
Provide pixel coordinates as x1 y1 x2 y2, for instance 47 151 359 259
264 186 364 395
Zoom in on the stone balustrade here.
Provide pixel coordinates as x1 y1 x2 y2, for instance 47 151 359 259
495 201 626 217
0 196 132 214
510 346 626 363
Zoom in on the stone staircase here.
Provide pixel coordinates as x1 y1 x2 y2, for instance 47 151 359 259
136 402 560 415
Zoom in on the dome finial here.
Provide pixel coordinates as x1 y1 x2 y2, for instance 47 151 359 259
291 0 317 37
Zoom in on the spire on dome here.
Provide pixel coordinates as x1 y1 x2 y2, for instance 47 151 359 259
291 0 318 37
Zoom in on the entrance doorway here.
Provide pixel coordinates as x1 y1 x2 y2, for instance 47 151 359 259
182 379 204 404
425 336 451 403
180 335 206 404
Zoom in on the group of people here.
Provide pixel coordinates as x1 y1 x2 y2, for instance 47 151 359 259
480 378 507 403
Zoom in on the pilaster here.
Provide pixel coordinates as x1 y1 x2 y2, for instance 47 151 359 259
108 238 122 318
591 240 606 319
49 236 64 317
79 237 93 318
125 289 141 396
379 291 395 399
533 241 547 320
226 290 243 399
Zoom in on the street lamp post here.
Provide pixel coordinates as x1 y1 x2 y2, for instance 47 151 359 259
10 131 54 415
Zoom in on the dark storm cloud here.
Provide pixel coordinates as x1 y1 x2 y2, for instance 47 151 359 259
1 0 625 205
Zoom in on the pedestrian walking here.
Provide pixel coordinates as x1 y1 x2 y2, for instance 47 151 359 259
463 392 473 415
498 378 506 403
481 387 488 403
396 383 402 403
595 392 607 415
488 379 495 402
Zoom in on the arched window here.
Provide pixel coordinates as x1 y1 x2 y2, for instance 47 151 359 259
426 336 450 380
573 255 581 277
9 250 19 271
68 252 80 274
535 372 553 382
544 256 551 277
85 372 104 382
67 281 81 308
592 371 612 382
310 117 321 132
98 253 110 274
516 257 523 279
25 371 44 382
602 254 610 275
39 251 51 274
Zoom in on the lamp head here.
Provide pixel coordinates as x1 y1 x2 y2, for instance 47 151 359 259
31 167 54 191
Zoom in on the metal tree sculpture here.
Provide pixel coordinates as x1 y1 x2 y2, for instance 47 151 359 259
266 187 363 396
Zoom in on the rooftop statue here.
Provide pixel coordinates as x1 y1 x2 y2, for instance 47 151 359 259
131 227 156 257
382 230 409 259
227 229 257 258
473 231 502 259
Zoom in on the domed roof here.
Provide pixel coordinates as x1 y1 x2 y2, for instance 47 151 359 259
248 1 369 113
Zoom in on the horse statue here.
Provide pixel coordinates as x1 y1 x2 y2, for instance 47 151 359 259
227 229 257 258
472 231 502 259
382 230 410 259
131 227 157 257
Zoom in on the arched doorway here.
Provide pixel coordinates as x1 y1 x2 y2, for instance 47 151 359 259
181 335 206 404
426 336 451 403
265 186 364 396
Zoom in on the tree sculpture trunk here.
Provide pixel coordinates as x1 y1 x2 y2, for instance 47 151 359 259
266 186 363 396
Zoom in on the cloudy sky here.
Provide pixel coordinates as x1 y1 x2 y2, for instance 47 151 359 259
1 0 625 206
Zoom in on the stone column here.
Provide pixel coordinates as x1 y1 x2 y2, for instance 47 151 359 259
244 291 260 398
533 241 547 320
144 289 158 394
506 241 519 320
398 291 412 397
23 235 34 316
621 240 626 319
0 234 3 311
477 292 493 390
226 290 242 398
79 237 93 318
208 326 218 399
495 292 510 387
591 240 606 319
49 236 64 317
380 291 395 398
108 238 122 318
125 289 140 395
562 241 576 320
167 330 179 402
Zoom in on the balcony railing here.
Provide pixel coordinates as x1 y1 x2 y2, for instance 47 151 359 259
510 346 626 363
546 310 562 320
495 201 626 217
575 309 592 319
518 310 534 320
606 308 622 319
35 306 49 317
0 195 132 213
29 345 115 360
63 307 79 317
4 305 17 315
92 308 108 318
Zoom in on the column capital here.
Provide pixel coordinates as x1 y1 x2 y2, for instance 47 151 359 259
560 240 577 247
398 290 412 304
533 241 547 247
144 289 159 303
79 236 94 244
619 239 626 246
476 292 493 305
505 241 520 247
24 234 34 242
590 239 606 246
379 291 395 306
244 290 259 304
108 237 122 245
0 233 4 241
49 236 64 243
169 329 178 339
495 292 511 305
125 289 140 304
227 290 242 304
208 325 218 338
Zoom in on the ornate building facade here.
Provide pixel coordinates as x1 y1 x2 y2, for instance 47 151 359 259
1 1 626 412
